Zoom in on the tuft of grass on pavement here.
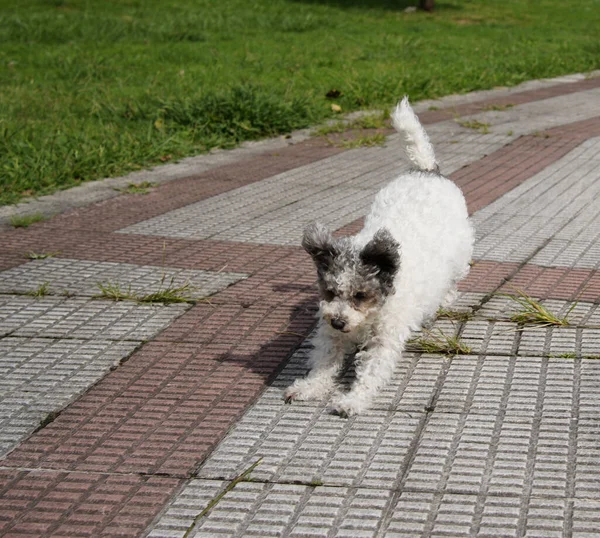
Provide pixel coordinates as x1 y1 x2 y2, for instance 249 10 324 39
1 0 599 205
95 276 196 304
457 119 491 134
26 251 58 260
137 276 195 304
9 213 47 228
407 328 472 355
483 103 514 111
27 281 50 298
118 181 157 195
504 289 575 327
94 281 136 302
436 308 474 322
337 133 387 149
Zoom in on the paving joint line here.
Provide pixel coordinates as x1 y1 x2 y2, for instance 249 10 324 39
373 350 458 536
469 350 521 536
0 333 148 344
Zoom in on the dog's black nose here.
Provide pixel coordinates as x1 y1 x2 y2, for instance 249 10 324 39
331 318 346 331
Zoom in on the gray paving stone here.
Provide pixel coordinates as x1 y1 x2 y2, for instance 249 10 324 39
0 295 187 340
144 79 600 538
0 336 139 456
0 258 246 298
150 480 392 538
149 478 592 538
457 87 600 139
472 137 600 265
118 128 510 245
121 93 600 249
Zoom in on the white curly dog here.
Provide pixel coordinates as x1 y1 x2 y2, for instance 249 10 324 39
284 97 474 417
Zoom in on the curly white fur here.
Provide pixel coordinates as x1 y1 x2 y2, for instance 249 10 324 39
284 97 474 417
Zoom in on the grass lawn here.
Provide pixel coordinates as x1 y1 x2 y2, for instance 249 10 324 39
1 0 599 206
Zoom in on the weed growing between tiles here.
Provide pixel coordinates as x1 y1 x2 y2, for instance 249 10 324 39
26 281 50 298
337 133 388 149
9 213 47 228
26 252 59 260
315 111 390 136
436 308 474 322
117 181 157 195
182 458 262 538
482 103 515 111
94 276 199 305
456 119 491 134
406 328 472 355
502 289 575 327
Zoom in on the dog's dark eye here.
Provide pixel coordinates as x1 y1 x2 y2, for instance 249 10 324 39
354 291 367 302
323 289 335 301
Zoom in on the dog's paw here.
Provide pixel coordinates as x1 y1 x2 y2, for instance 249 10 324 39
330 395 367 418
283 379 328 403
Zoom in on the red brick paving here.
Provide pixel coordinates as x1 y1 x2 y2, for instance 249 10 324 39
0 470 181 538
3 249 317 478
36 140 343 234
1 77 600 537
498 264 600 302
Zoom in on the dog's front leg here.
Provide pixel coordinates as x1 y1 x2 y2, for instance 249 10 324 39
284 324 345 403
331 336 403 417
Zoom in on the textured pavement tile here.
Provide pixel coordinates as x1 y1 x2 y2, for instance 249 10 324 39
0 295 188 340
455 87 600 138
118 128 510 246
383 491 572 538
196 345 443 486
0 337 139 457
0 258 247 298
0 469 182 538
118 92 600 249
472 137 600 264
150 480 392 538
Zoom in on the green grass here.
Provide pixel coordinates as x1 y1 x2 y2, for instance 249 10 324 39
9 213 47 228
436 308 474 322
1 0 599 205
316 111 389 135
118 181 157 194
26 251 58 259
406 328 472 355
504 289 575 327
95 280 135 302
482 103 514 111
337 133 387 149
27 281 50 297
95 276 197 304
457 119 491 133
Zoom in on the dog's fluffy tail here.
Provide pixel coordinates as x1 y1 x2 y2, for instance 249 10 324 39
391 96 438 173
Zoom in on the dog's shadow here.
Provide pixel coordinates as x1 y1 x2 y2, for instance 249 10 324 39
213 289 363 400
214 294 319 384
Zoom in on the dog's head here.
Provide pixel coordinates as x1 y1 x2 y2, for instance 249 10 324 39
302 222 401 333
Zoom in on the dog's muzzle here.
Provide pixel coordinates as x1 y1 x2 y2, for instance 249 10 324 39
330 318 346 331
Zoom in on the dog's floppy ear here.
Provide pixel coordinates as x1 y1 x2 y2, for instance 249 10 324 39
302 222 337 271
360 228 400 290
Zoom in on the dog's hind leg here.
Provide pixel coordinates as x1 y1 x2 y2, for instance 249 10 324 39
284 324 345 403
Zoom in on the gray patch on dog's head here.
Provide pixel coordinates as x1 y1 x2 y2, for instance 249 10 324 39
359 228 401 294
303 223 401 311
302 222 338 273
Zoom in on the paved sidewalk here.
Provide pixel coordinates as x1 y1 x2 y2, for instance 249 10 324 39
1 73 600 537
